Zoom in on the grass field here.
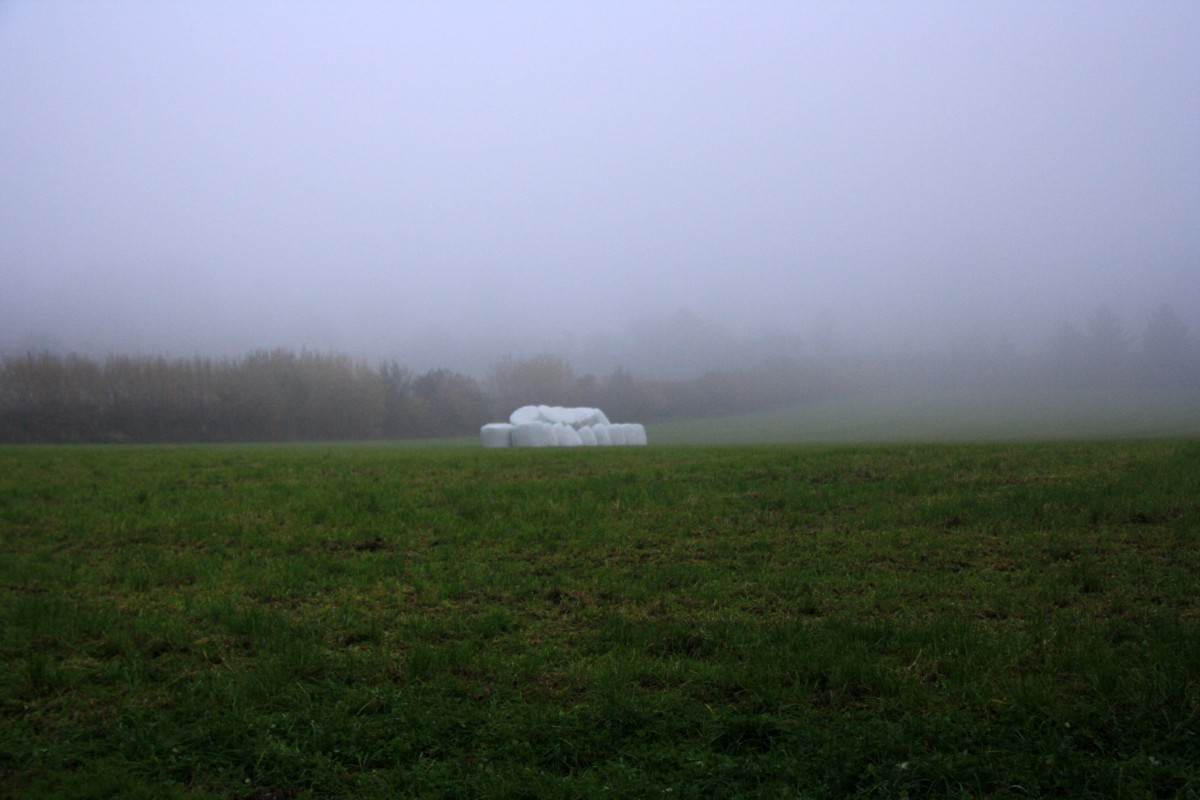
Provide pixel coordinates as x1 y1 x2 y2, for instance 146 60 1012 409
2 438 1198 798
649 389 1200 445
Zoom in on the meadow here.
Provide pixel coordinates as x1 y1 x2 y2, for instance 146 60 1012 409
650 389 1200 445
1 436 1198 798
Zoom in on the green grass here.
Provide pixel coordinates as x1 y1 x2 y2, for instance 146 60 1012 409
2 440 1198 798
649 389 1200 444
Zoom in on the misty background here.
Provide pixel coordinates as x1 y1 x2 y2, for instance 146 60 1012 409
2 2 1198 383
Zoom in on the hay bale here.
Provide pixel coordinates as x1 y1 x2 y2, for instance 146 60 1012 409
623 423 647 445
509 405 542 425
509 405 613 427
555 423 584 446
511 421 557 447
563 407 588 426
480 423 513 448
607 424 628 445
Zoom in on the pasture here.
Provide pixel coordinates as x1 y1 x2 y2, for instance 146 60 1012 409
650 389 1200 444
1 438 1198 798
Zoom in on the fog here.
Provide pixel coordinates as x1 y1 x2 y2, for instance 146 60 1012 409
2 2 1198 377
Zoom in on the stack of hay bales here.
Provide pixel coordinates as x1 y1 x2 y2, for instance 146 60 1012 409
480 405 648 448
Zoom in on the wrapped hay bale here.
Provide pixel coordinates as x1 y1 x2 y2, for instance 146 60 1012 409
623 423 648 445
480 423 513 448
607 424 628 445
577 425 598 446
509 405 542 426
510 405 614 427
591 424 612 445
580 408 606 426
511 421 557 447
555 423 584 446
562 407 588 426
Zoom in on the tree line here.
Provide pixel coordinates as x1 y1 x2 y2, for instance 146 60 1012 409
2 304 1197 444
0 349 843 444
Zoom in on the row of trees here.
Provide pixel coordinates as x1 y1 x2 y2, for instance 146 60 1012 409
0 351 479 443
0 349 842 444
3 304 1198 444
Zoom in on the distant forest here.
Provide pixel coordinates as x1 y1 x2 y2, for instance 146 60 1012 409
2 304 1198 443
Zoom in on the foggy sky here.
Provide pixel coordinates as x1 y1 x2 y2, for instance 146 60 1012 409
2 2 1198 373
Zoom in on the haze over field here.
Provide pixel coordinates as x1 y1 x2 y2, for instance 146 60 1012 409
2 2 1198 375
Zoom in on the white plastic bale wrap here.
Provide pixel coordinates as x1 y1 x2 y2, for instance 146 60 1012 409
491 406 642 447
508 405 611 427
551 423 583 446
509 405 542 425
560 407 598 426
510 422 557 447
480 423 513 448
557 424 584 446
623 423 648 445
